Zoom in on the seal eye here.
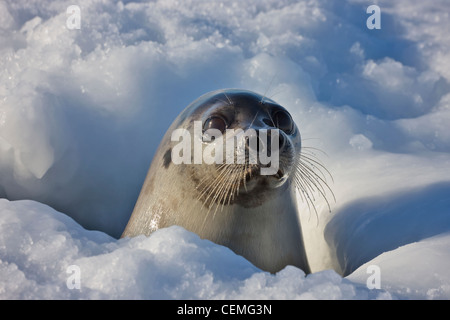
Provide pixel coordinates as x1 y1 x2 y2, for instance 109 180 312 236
203 116 227 133
272 110 294 134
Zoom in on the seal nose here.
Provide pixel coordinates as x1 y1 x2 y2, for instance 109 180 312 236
245 128 286 155
261 117 286 150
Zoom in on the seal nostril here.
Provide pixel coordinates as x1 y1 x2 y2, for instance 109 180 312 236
243 130 269 154
263 118 275 127
244 130 285 154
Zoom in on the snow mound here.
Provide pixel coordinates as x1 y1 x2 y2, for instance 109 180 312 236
0 199 391 299
348 232 450 300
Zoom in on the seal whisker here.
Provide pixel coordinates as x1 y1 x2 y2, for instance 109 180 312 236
299 163 331 202
249 110 260 128
294 168 318 204
197 163 230 210
299 150 334 183
301 158 335 203
215 97 232 107
301 145 330 157
232 164 247 198
294 166 318 197
298 187 319 223
213 165 236 213
293 163 323 224
199 164 236 229
195 163 227 189
296 161 328 198
299 146 335 198
294 159 334 213
223 92 233 106
203 165 231 204
222 165 242 209
261 73 278 104
242 159 248 192
290 145 335 225
210 164 245 219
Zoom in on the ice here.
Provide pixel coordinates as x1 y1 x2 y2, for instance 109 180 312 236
1 0 450 299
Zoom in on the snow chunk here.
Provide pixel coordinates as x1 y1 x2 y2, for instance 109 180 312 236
349 134 373 150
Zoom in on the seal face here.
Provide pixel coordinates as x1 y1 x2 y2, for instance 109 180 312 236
122 89 333 273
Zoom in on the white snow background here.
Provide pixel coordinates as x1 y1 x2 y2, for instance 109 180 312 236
1 0 450 299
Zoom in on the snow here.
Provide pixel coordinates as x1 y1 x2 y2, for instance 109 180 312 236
0 199 392 299
1 0 450 299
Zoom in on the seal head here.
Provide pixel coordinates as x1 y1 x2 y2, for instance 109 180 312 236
122 89 329 273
